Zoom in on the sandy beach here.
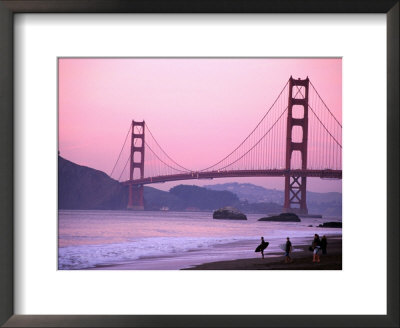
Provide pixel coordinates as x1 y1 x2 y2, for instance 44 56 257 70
60 210 342 270
183 236 342 270
88 234 342 270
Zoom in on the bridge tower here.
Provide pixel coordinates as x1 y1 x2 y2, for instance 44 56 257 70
127 120 145 210
283 77 309 214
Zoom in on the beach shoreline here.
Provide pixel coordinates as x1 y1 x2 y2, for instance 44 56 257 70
183 235 342 270
87 234 342 270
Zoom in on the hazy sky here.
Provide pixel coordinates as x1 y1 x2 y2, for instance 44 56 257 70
58 58 342 193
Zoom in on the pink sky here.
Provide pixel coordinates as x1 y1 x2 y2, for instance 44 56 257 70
58 58 342 193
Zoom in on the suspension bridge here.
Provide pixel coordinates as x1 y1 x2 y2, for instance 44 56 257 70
110 77 342 214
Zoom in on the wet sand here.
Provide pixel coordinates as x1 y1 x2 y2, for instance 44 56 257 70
183 236 342 270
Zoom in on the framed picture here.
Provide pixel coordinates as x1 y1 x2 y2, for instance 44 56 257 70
0 1 398 327
57 57 343 272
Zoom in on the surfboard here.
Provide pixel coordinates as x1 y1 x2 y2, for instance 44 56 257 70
255 242 269 252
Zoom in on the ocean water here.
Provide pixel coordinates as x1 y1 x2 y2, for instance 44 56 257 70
58 210 342 270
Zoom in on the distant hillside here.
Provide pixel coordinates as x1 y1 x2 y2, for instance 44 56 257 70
58 157 341 215
206 182 283 203
205 182 342 216
58 156 128 209
170 185 239 210
58 157 240 211
142 187 182 211
58 156 174 210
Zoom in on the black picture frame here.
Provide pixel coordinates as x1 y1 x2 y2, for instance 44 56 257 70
0 1 398 327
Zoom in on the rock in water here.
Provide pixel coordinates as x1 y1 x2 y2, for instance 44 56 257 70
213 207 247 220
318 221 342 228
258 213 301 222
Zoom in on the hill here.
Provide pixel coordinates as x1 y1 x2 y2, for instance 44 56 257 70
206 182 283 203
58 157 341 215
58 156 174 210
58 156 127 209
58 157 240 211
205 182 342 216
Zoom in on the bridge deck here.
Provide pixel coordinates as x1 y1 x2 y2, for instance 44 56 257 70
122 169 342 185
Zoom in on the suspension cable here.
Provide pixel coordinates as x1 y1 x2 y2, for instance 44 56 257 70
200 79 290 171
110 124 132 177
308 105 342 148
145 123 192 172
218 107 288 171
117 138 138 181
145 141 189 174
309 80 342 128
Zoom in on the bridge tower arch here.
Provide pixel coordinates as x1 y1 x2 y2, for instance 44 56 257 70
283 77 309 214
127 120 145 210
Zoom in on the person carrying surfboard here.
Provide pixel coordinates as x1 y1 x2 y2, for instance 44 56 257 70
284 237 293 263
255 237 269 259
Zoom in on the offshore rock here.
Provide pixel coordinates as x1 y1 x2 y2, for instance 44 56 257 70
258 212 301 222
318 221 342 228
213 207 247 220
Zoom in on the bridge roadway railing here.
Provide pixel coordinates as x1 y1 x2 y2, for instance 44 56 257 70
121 169 342 186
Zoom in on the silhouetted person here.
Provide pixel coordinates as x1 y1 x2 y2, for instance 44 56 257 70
257 237 269 259
285 237 293 263
312 234 321 263
321 235 328 255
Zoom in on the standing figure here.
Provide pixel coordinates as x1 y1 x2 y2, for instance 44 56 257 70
321 235 328 255
285 237 293 263
255 237 269 259
312 234 321 263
